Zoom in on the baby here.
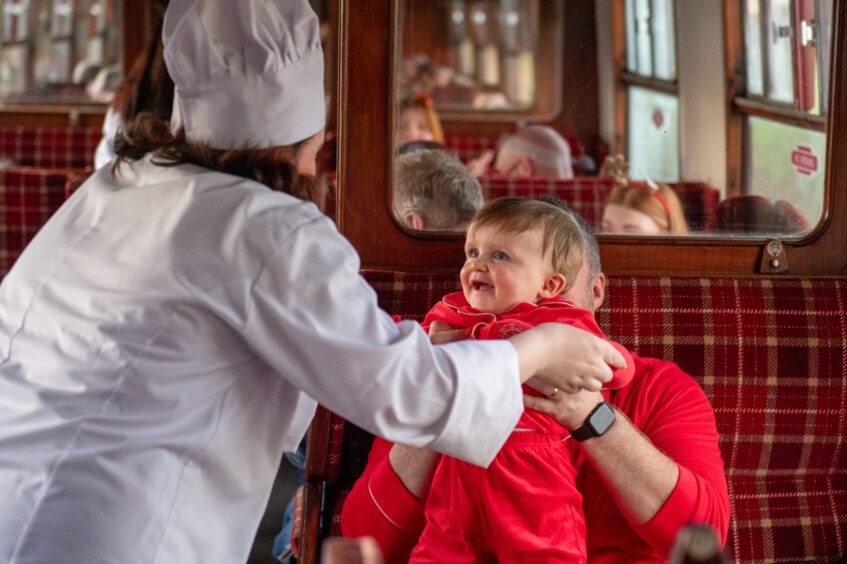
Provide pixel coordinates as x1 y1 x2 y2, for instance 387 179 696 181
410 197 634 563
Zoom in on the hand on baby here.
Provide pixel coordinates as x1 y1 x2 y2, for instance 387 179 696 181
523 383 605 430
428 321 469 344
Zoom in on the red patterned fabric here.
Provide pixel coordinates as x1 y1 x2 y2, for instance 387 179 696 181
316 270 847 563
477 176 721 232
0 126 101 169
0 168 71 278
442 135 498 163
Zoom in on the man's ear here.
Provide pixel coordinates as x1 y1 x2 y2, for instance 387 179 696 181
404 212 427 231
539 273 567 299
592 272 606 311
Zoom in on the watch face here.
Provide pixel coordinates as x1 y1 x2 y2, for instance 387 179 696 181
589 403 615 435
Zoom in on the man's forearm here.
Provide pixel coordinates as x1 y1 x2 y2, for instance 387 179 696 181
579 408 679 524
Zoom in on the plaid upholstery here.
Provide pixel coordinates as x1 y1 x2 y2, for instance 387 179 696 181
478 176 721 232
0 126 101 169
315 270 847 563
0 168 72 277
442 135 499 163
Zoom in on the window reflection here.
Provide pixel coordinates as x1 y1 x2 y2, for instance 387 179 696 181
0 0 123 104
627 86 679 182
394 0 830 239
399 0 560 115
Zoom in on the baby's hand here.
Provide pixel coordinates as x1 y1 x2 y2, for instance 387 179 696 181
428 321 468 344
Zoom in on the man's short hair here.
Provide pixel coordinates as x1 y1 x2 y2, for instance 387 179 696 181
470 197 583 291
533 195 602 281
394 149 483 230
495 125 574 179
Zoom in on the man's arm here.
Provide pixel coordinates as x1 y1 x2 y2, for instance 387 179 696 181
525 361 730 553
340 438 434 563
526 388 678 523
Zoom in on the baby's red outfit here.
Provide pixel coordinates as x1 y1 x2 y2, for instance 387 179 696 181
409 293 634 563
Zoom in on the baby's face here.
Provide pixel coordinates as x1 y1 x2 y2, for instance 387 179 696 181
460 224 554 315
397 107 434 146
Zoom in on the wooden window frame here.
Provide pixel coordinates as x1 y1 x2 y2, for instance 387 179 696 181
724 0 829 196
335 0 847 278
611 0 679 170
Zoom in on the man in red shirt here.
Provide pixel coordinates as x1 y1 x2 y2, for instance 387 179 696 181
340 207 730 562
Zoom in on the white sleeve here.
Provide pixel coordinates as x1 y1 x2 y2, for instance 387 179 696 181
94 108 122 169
214 214 523 467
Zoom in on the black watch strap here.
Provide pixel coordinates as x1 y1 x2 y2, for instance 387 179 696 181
570 401 615 442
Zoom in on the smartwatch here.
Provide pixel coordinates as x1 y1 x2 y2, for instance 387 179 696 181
570 401 616 442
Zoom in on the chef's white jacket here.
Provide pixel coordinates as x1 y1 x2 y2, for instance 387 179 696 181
0 156 523 564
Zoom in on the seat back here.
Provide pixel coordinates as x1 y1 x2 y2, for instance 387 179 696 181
302 270 847 563
0 126 101 169
478 176 721 232
0 167 74 277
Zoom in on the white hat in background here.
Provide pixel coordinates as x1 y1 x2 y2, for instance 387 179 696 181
162 0 325 150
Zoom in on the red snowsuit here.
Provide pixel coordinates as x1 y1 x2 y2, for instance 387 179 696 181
408 293 634 563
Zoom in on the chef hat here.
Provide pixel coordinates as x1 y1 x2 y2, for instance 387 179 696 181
162 0 325 150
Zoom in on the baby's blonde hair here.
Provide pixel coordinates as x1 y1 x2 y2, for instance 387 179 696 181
469 197 583 291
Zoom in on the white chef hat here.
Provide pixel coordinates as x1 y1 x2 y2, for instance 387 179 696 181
162 0 325 150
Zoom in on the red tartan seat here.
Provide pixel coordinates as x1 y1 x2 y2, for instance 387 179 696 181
0 168 74 278
303 270 847 564
0 125 102 169
443 126 590 164
477 175 721 232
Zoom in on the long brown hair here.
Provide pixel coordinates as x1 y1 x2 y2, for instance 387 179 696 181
111 15 174 123
113 113 323 207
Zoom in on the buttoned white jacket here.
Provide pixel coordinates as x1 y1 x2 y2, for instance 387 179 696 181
0 157 522 564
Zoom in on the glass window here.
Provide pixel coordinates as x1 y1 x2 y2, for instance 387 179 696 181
651 0 676 81
398 0 562 117
0 0 123 104
765 0 794 104
744 0 764 96
628 86 679 182
632 0 653 76
745 116 825 231
624 0 676 81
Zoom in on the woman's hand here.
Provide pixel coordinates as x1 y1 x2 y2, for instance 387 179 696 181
509 323 626 392
428 321 468 344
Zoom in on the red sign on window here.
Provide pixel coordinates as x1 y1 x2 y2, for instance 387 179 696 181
791 146 819 176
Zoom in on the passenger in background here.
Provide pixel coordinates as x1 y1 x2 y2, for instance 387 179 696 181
396 93 445 147
466 125 574 179
601 181 689 235
94 0 173 169
715 195 811 235
394 149 483 231
599 155 688 235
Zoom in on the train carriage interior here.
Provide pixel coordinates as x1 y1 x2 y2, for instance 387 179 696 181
1 0 845 562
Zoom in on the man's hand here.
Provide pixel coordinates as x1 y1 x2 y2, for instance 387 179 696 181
428 321 468 344
289 486 304 558
465 149 495 177
523 384 604 430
